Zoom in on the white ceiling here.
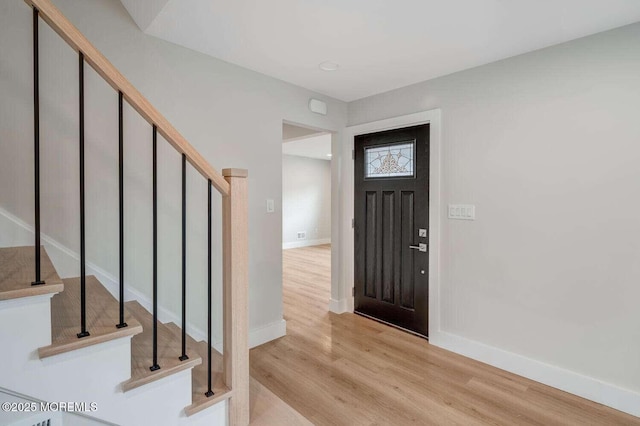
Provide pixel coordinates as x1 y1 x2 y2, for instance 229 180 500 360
123 0 640 102
283 133 332 161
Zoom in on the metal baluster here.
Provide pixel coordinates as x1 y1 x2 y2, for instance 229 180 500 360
179 154 189 361
116 92 127 329
31 7 45 287
77 52 89 339
150 125 160 371
205 179 214 397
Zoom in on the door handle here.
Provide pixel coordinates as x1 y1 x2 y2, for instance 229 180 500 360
409 243 427 252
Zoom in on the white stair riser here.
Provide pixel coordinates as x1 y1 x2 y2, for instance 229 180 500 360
0 296 226 426
0 295 53 347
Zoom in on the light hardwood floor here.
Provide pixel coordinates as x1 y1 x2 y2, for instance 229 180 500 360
250 244 639 426
250 376 313 426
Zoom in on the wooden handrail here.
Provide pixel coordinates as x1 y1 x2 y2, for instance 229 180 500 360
25 0 230 196
24 2 250 422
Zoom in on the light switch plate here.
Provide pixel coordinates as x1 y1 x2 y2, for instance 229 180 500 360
266 199 275 213
448 204 475 220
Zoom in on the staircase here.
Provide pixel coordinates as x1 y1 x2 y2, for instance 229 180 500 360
0 0 249 424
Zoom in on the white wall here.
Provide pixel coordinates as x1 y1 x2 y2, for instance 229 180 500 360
282 155 331 248
0 0 347 344
347 22 640 398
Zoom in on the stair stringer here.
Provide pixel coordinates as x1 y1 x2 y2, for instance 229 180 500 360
0 295 227 426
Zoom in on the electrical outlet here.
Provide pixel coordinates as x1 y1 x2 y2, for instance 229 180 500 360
297 231 306 240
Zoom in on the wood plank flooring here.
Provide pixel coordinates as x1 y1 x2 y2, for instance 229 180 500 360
250 244 640 426
163 321 308 422
0 246 63 300
39 275 142 358
249 376 313 426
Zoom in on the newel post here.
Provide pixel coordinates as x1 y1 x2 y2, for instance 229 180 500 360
222 168 249 426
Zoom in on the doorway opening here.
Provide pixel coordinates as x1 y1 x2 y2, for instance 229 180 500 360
281 122 333 314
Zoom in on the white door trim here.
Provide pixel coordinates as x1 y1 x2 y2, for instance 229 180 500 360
334 109 442 339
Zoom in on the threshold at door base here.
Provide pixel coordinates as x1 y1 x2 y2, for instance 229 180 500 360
354 311 428 340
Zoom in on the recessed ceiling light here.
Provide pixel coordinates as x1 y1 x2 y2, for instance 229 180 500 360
319 61 339 72
326 153 333 157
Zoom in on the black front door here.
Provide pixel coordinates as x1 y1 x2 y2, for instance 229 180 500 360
354 124 429 337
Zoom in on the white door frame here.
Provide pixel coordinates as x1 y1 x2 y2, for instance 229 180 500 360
333 109 442 338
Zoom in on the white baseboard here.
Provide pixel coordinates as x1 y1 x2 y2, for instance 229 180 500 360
282 238 331 250
328 298 348 314
249 319 287 348
328 296 354 314
0 206 286 350
430 330 640 418
7 206 636 418
0 207 83 280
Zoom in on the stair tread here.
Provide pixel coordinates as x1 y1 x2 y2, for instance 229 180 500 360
122 301 202 392
0 246 64 301
38 275 143 358
165 322 231 416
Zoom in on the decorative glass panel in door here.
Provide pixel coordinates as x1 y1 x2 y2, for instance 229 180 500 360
365 141 415 178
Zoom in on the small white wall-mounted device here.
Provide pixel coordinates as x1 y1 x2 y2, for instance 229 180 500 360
309 98 327 115
448 204 475 220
